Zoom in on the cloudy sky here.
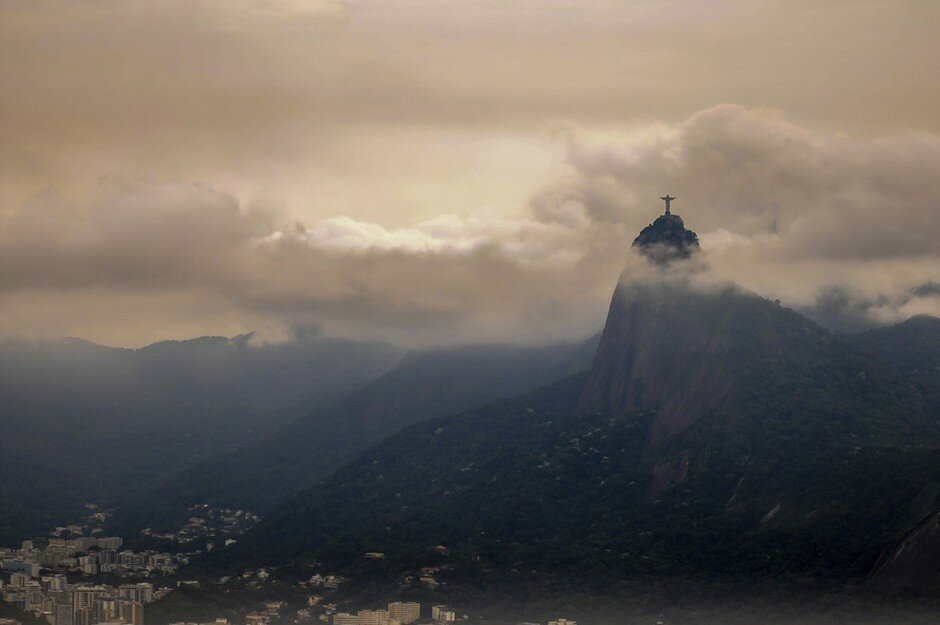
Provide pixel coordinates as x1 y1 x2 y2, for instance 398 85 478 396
1 0 938 346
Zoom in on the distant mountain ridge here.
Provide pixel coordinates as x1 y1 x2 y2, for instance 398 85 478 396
847 315 940 409
110 337 600 535
0 334 403 544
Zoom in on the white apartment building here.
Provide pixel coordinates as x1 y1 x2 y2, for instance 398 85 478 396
118 583 154 604
55 603 73 625
430 606 455 623
357 610 388 625
387 603 419 625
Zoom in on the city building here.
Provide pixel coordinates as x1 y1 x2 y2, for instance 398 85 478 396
245 614 269 625
97 538 124 551
357 610 388 625
2 559 40 578
9 573 30 587
75 605 97 625
54 603 74 625
119 600 144 625
430 606 456 623
332 613 359 625
118 584 153 605
387 603 420 625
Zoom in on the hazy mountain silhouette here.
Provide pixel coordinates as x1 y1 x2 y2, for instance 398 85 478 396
111 337 599 535
0 334 402 544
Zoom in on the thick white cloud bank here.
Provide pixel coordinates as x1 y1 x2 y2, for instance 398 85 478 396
0 105 936 346
297 214 588 265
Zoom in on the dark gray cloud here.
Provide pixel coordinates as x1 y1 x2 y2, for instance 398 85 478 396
553 105 940 259
800 283 940 333
912 281 940 298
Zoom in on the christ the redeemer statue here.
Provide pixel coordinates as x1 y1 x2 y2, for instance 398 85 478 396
660 194 675 215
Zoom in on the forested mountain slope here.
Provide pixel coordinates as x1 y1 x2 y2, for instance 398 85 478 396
110 337 599 535
0 334 402 544
210 284 939 587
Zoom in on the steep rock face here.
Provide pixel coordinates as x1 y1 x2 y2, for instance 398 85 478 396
578 208 714 438
583 206 837 443
577 279 833 442
577 280 733 439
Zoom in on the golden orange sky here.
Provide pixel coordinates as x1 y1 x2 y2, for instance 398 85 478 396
1 0 938 346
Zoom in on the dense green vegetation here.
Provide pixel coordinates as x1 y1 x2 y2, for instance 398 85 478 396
111 339 598 535
212 377 938 582
145 583 305 625
206 289 939 593
848 315 940 409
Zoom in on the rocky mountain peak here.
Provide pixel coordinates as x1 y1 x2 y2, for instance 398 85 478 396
632 203 700 265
